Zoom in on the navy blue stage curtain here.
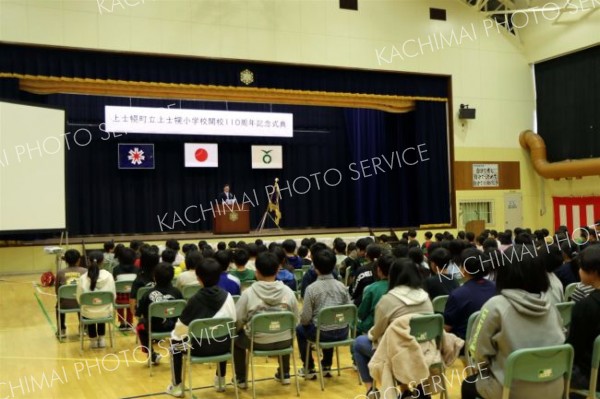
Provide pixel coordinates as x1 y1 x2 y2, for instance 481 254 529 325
0 43 449 98
343 103 451 228
47 94 359 235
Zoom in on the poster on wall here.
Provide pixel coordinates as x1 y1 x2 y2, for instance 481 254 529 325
472 163 499 187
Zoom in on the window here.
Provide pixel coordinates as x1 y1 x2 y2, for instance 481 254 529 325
459 200 494 228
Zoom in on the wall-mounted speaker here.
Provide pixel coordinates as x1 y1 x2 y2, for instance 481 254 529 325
459 105 476 119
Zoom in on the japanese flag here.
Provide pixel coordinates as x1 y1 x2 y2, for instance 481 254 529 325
252 145 283 169
184 143 218 167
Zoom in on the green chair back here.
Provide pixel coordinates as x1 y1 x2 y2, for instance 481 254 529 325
315 304 357 334
58 284 78 303
465 310 481 367
148 299 187 323
241 280 256 291
136 285 153 302
250 311 296 335
432 295 449 314
409 313 444 346
556 301 575 329
115 280 133 294
502 344 573 399
189 317 235 342
302 265 312 273
182 284 201 300
79 291 115 307
565 283 578 301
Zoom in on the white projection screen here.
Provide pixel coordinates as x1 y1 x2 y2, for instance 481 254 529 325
0 101 66 232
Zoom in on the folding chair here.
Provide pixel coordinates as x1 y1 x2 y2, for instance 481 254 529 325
293 270 303 298
302 265 312 274
409 313 447 399
432 295 448 314
114 280 133 327
556 301 575 330
57 284 80 343
502 344 573 399
248 311 300 399
344 266 353 287
182 284 201 300
565 283 579 301
571 335 600 399
148 299 187 376
307 304 359 390
241 280 256 292
187 317 238 399
136 286 153 303
465 310 481 368
79 291 115 350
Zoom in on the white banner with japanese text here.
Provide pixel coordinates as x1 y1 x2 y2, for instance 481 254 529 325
105 106 293 138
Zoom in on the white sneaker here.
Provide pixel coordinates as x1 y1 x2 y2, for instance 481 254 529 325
97 337 106 348
90 338 99 349
214 375 226 392
166 383 184 398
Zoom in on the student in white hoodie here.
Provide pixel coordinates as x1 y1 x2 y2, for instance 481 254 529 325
76 251 116 349
353 258 433 399
233 252 299 387
462 244 565 399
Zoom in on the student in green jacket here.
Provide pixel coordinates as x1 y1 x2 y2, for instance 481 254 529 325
357 253 393 334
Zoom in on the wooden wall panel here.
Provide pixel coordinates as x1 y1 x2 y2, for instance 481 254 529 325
454 161 520 190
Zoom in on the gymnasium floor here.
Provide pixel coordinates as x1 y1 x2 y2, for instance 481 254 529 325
0 274 463 399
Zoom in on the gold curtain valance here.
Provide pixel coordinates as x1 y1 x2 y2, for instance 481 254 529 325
1 73 447 113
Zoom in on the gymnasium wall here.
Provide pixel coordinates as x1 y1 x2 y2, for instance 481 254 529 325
0 0 598 273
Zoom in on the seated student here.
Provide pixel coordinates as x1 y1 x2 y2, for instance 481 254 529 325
136 263 184 365
245 243 258 271
298 245 312 267
357 254 393 335
272 246 297 291
103 240 115 267
130 249 159 316
113 247 138 331
162 248 177 268
130 240 144 268
214 250 241 296
76 251 116 349
177 243 198 275
424 247 459 300
350 244 382 307
55 249 87 339
300 243 341 297
539 244 565 305
554 242 579 288
568 245 600 393
230 249 255 283
165 239 185 268
175 250 203 290
282 239 303 270
233 252 299 387
166 258 237 398
353 258 433 398
421 231 433 255
333 238 347 270
408 246 430 279
297 248 352 379
444 247 495 340
461 244 565 399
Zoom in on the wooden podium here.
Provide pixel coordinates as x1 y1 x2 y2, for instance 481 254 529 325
213 204 250 234
465 220 486 237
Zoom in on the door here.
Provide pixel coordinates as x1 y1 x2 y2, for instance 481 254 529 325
504 193 523 231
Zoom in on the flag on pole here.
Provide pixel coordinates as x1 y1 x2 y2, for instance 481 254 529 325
184 143 219 167
251 145 283 169
268 178 282 226
118 144 155 169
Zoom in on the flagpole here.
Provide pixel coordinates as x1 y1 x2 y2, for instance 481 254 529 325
256 177 283 234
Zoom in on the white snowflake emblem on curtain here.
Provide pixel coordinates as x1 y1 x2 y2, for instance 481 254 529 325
127 147 145 165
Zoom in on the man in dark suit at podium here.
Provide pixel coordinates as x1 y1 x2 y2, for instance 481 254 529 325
217 184 236 203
